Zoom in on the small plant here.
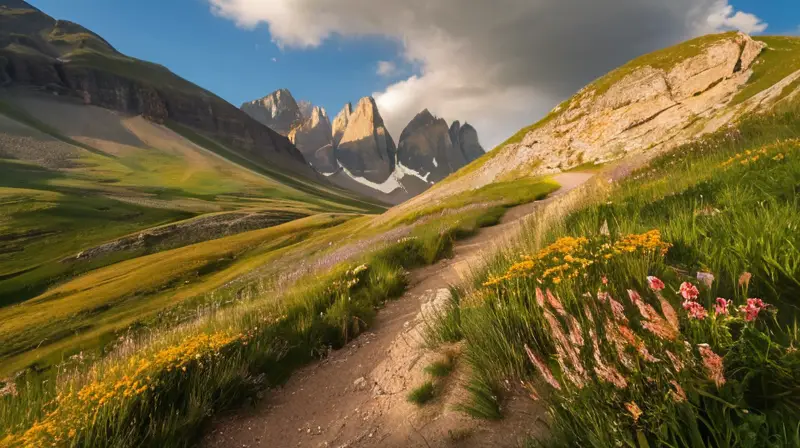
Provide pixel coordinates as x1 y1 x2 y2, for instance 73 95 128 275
407 381 435 405
455 377 502 420
424 357 455 378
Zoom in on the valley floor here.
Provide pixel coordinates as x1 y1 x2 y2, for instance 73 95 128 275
202 172 594 448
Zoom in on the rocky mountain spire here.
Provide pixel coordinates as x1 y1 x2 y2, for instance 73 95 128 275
289 106 335 171
331 102 353 147
396 109 485 184
240 88 303 136
336 97 396 183
450 121 485 162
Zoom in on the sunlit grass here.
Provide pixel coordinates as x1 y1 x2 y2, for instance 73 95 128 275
430 100 800 447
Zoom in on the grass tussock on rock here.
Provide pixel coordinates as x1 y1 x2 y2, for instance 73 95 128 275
433 101 800 447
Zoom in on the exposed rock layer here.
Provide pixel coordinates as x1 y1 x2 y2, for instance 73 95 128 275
399 32 787 213
0 0 311 177
336 97 397 184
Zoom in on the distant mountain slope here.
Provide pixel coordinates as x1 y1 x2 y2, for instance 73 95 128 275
0 0 318 180
0 89 382 306
394 32 800 216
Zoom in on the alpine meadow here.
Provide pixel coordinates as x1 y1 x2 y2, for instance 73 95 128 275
1 1 800 447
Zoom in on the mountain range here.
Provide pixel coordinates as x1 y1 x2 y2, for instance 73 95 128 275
241 90 486 203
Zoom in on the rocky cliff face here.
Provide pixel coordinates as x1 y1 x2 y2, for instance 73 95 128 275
449 121 485 162
331 103 353 147
241 89 304 136
0 0 311 176
396 109 467 183
397 32 800 213
336 97 397 183
288 105 335 171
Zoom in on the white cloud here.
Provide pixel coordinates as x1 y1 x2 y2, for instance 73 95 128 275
208 0 766 147
704 0 768 34
271 57 278 62
376 60 398 77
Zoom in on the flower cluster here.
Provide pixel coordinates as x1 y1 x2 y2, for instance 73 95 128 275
7 331 244 446
721 138 799 168
484 230 670 287
740 298 769 322
522 270 776 427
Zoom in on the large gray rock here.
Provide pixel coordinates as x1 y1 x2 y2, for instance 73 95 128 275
240 88 303 136
289 105 334 171
336 97 397 183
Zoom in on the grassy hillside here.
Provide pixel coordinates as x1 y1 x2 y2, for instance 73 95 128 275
0 173 563 446
438 34 800 189
0 93 382 307
429 99 800 446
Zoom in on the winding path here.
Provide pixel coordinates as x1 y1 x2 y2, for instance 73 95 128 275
202 172 594 448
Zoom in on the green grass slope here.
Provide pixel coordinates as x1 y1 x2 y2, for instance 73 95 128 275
432 98 800 447
0 93 381 307
439 33 800 190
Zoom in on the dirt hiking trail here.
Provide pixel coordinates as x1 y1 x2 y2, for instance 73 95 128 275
202 172 594 448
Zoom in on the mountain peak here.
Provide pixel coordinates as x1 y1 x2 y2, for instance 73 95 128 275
240 88 303 136
332 102 354 146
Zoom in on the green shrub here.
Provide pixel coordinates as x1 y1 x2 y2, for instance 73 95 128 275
407 381 436 405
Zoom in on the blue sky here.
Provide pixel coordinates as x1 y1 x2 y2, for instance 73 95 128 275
28 0 413 117
28 0 800 146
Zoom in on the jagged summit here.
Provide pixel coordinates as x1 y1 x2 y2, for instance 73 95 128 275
336 96 396 183
241 88 304 136
332 102 353 147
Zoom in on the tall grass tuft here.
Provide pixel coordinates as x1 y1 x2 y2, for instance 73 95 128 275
451 100 800 447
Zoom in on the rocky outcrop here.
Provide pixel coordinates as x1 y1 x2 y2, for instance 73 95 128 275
396 109 466 183
0 1 313 177
331 102 352 147
289 105 335 171
400 32 772 211
336 97 397 183
241 88 304 136
449 121 485 162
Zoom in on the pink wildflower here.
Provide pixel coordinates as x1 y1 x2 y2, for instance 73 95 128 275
567 315 585 347
535 288 545 307
679 282 700 301
588 328 627 389
609 296 629 323
683 300 708 320
659 296 680 331
698 344 726 388
543 310 587 387
602 276 609 285
647 276 665 291
596 291 609 303
524 344 561 390
666 350 684 373
696 272 715 289
738 272 752 288
715 298 730 316
604 320 635 370
546 289 567 316
618 325 660 362
740 298 768 322
642 319 678 341
669 380 687 403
